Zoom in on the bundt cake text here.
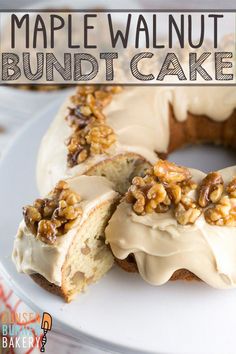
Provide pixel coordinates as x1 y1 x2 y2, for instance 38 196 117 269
1 11 234 84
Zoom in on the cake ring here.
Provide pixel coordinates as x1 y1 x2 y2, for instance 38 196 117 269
13 85 236 301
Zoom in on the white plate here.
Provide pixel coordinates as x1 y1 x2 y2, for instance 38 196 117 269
1 98 236 354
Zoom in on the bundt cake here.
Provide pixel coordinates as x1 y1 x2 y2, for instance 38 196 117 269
13 85 236 301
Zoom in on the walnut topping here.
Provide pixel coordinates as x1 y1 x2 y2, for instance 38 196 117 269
23 181 82 244
127 161 236 228
67 129 89 166
86 124 116 154
127 180 169 215
166 184 182 204
204 177 236 226
154 159 191 184
181 179 198 195
204 195 236 226
226 177 236 198
198 172 224 207
126 160 198 221
174 197 201 225
66 85 121 167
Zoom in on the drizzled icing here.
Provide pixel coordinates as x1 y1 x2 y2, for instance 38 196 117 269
106 167 236 289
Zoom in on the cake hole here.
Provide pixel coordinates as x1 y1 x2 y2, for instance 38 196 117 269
169 144 236 172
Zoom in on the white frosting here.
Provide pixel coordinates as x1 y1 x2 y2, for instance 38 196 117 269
12 175 118 286
37 86 236 195
106 167 236 289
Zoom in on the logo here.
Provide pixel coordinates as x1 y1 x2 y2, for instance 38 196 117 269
1 310 53 352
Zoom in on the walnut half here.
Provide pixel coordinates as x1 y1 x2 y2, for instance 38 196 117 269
198 172 224 208
204 177 236 226
226 177 236 198
174 196 202 225
153 159 191 184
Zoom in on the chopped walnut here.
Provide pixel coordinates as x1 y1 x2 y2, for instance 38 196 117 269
66 85 122 167
198 172 224 208
67 122 116 167
153 159 191 184
126 160 197 220
174 196 202 225
127 162 236 228
204 177 236 226
37 220 58 244
125 158 236 229
86 124 116 154
204 195 236 226
23 181 82 244
129 171 172 215
166 184 182 204
226 177 236 198
128 186 146 215
86 93 105 121
67 129 90 167
128 182 168 215
181 179 198 195
66 107 92 131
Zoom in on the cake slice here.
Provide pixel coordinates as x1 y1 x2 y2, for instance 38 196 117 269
12 175 119 302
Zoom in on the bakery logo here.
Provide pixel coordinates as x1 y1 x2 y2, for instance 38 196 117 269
0 310 52 351
0 10 235 85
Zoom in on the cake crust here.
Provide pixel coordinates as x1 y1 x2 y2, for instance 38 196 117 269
168 106 236 152
30 273 66 298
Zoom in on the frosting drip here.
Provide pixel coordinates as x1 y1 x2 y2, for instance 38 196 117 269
106 167 236 289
